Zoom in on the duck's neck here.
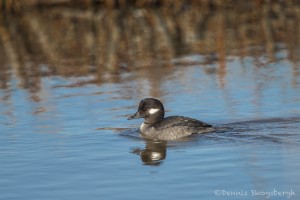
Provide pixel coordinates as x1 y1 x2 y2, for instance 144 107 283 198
140 122 150 132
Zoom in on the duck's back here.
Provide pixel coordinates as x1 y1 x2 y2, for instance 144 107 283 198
147 116 213 140
156 116 211 129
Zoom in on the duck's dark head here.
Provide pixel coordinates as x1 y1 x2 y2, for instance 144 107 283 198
128 98 165 124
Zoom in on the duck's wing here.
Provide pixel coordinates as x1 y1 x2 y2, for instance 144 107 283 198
155 116 212 130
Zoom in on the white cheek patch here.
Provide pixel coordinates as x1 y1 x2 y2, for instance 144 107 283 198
148 108 160 114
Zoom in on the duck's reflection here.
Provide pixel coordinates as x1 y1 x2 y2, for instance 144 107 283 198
131 140 167 166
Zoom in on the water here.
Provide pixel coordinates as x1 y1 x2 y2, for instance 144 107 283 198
1 3 300 198
1 50 300 200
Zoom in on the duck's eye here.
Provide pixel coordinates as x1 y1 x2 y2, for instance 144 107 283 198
142 107 147 111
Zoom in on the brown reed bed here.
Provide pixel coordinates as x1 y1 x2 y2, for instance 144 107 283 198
0 0 299 92
2 0 299 12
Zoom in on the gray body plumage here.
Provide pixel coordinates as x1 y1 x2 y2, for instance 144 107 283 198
140 116 214 140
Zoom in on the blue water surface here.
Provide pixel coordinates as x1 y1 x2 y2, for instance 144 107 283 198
0 50 300 200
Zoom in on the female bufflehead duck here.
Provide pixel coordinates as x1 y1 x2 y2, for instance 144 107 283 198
128 98 214 140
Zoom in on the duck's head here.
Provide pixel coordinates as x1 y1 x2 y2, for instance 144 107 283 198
128 98 165 124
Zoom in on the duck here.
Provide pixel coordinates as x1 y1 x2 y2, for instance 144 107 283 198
128 98 214 140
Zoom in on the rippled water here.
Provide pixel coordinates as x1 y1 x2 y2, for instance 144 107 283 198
1 51 300 199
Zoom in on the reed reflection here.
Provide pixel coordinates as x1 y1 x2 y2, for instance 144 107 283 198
0 1 299 122
0 1 299 94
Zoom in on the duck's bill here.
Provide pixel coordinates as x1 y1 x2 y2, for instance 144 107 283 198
127 111 144 120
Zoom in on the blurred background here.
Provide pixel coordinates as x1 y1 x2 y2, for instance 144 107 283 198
1 1 300 200
1 0 299 90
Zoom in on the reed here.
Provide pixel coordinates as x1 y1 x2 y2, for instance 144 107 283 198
0 1 299 91
2 0 289 12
